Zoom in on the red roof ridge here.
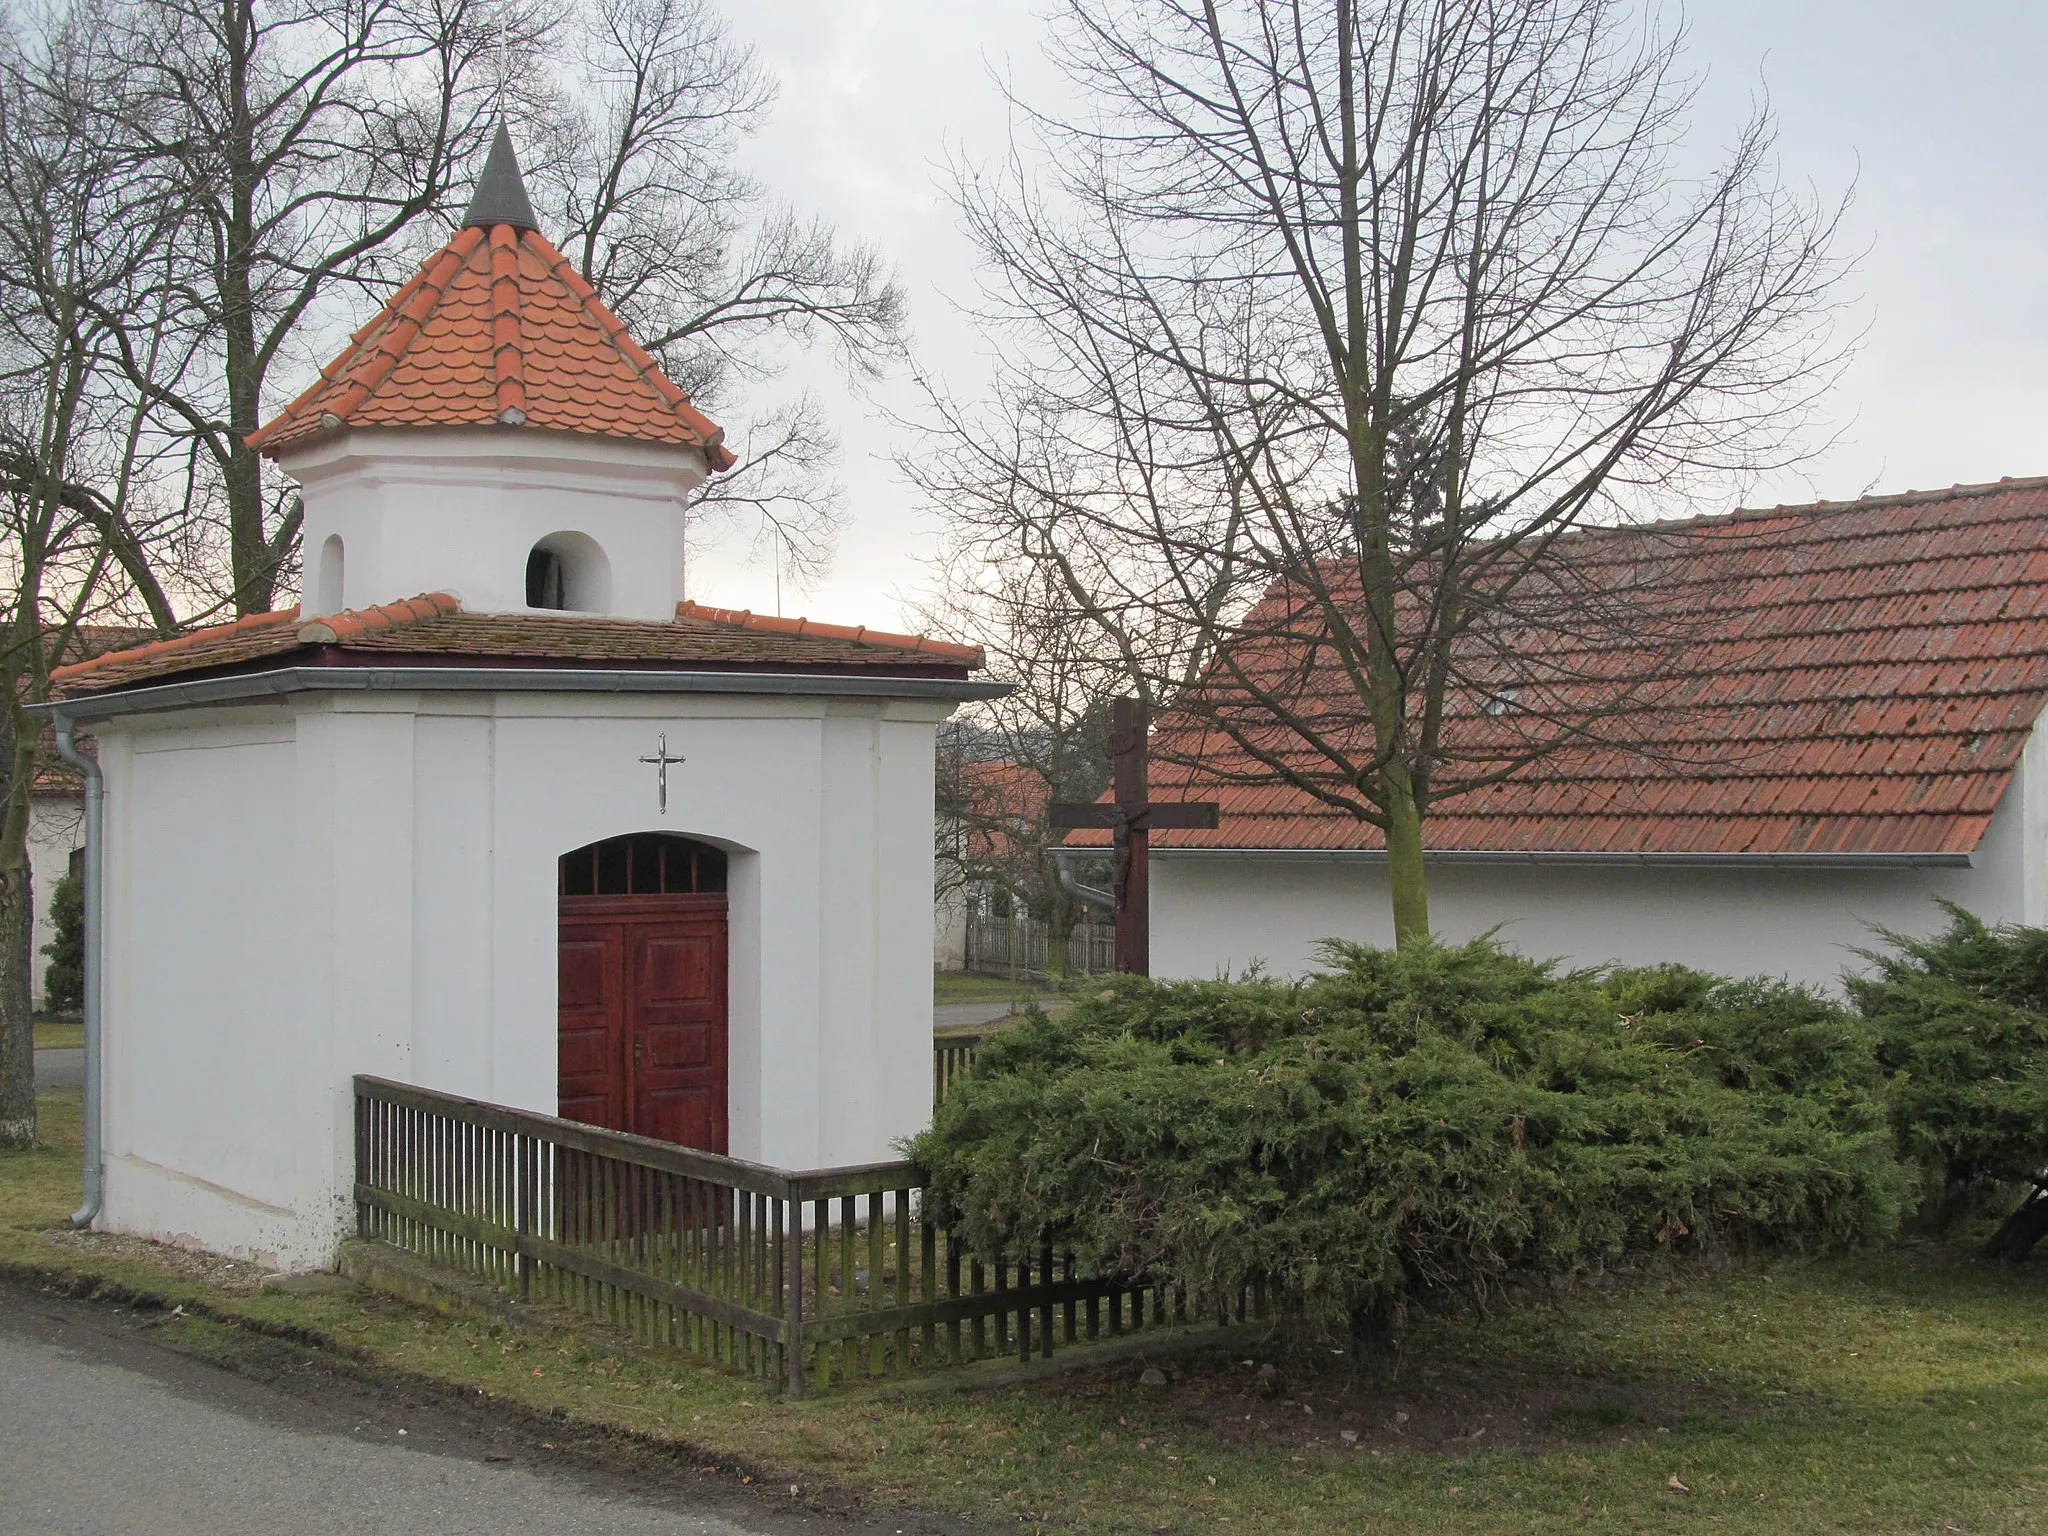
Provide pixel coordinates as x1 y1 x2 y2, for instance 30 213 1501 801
1613 474 2048 539
489 225 525 425
673 600 984 664
50 607 302 686
296 592 461 644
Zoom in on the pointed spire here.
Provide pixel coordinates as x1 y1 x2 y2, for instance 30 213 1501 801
462 122 540 233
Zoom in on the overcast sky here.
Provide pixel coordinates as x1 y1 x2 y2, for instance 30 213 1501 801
685 1 2048 631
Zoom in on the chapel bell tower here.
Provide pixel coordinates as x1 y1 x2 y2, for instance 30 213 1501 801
248 126 735 621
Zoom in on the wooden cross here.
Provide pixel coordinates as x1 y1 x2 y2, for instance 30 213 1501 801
1048 697 1219 976
638 732 685 816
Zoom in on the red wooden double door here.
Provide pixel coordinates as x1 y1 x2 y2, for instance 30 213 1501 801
557 834 730 1154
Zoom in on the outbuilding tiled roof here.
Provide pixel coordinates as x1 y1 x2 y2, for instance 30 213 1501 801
244 227 734 467
950 760 1054 863
49 595 983 698
1069 478 2048 859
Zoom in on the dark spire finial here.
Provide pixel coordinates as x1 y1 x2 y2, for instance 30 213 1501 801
462 122 540 233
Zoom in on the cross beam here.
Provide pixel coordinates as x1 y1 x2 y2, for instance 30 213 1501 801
1048 697 1219 976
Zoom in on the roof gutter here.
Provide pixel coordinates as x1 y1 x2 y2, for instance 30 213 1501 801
1057 860 1116 910
34 664 1012 722
50 713 102 1229
1051 845 1975 870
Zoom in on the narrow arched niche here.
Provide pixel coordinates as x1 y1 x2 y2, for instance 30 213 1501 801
314 533 345 615
525 531 613 613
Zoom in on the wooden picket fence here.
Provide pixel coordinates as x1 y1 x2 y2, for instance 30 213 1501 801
932 1030 984 1106
353 1075 1257 1396
964 911 1115 978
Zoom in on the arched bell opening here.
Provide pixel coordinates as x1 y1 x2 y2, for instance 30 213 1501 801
526 529 613 613
556 832 729 1153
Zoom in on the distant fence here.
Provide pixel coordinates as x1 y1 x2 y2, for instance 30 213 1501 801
932 1031 984 1106
964 912 1114 977
353 1076 1255 1396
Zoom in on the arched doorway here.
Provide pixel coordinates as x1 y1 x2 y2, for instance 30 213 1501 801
557 833 729 1152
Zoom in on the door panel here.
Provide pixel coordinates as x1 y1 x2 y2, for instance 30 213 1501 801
555 930 623 1130
631 922 728 1153
643 932 714 1003
557 896 728 1155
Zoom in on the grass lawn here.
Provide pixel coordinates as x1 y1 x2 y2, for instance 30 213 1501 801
932 970 1065 1006
5 1088 2046 1534
32 1019 83 1050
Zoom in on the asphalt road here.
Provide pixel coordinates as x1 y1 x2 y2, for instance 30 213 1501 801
0 1282 968 1536
932 1002 1025 1031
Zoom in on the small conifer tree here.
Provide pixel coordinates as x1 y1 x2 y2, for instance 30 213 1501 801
41 868 83 1015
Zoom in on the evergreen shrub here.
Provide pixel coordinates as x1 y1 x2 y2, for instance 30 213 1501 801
910 936 1911 1333
1850 905 2048 1259
41 868 83 1015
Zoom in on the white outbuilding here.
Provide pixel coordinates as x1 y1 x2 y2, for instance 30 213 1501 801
46 132 995 1271
1069 480 2048 992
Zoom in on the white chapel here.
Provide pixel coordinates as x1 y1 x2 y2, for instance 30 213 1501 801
45 131 996 1271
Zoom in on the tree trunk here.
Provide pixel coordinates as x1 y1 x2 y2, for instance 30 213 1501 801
1382 768 1430 949
224 433 276 615
223 3 279 616
1044 881 1077 981
0 719 36 1149
1981 1186 2048 1264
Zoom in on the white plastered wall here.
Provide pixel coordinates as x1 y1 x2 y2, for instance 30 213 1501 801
93 686 951 1271
1153 719 2048 992
286 428 710 621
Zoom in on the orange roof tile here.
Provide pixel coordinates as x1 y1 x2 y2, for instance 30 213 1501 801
673 601 984 665
49 607 304 691
51 596 983 697
245 228 734 467
1066 479 2048 859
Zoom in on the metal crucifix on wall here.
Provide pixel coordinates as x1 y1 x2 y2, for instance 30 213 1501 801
638 732 686 815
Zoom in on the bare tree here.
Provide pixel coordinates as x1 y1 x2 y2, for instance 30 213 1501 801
530 0 908 592
917 552 1121 977
96 0 550 616
0 0 184 1145
914 0 1851 946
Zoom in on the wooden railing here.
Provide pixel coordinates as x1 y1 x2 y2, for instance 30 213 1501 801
354 1076 1248 1396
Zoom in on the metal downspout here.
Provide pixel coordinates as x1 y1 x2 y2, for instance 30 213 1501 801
1057 858 1115 910
52 711 101 1229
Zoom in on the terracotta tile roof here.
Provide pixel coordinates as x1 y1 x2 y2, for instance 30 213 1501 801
946 760 1053 863
244 224 735 468
1067 479 2048 858
673 601 984 664
50 596 982 698
29 624 158 791
50 608 305 693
